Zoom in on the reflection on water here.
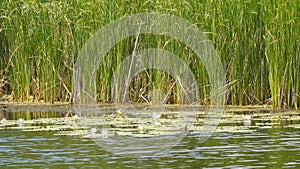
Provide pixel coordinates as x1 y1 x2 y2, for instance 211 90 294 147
0 105 299 168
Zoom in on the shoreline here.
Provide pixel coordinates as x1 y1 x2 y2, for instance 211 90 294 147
0 101 298 112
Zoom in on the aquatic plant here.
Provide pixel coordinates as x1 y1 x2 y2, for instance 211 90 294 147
0 0 298 108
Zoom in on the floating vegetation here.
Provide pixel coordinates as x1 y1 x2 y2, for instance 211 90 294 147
285 124 300 129
0 109 299 138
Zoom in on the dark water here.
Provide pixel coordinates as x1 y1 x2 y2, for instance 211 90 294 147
0 127 299 168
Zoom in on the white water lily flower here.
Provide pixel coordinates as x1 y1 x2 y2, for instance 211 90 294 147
1 118 7 124
243 114 251 120
100 129 109 138
137 124 144 132
116 109 123 115
152 112 161 119
243 114 251 126
17 118 24 123
90 127 97 134
72 115 79 122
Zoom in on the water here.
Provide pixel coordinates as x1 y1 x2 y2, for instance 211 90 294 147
0 106 300 168
1 128 299 168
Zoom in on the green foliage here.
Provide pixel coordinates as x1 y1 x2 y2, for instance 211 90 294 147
0 0 298 108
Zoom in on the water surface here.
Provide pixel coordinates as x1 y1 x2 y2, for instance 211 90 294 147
0 105 299 168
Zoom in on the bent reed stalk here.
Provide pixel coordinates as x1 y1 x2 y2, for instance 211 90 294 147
0 0 299 109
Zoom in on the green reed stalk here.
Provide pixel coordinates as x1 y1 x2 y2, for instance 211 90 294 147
0 0 298 108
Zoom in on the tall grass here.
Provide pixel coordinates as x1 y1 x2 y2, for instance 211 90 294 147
0 0 299 108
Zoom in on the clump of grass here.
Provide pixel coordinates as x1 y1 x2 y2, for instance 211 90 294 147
0 0 299 109
264 1 299 108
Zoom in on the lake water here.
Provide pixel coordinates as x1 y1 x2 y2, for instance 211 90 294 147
0 105 299 168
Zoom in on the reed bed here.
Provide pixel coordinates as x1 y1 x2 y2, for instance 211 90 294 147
0 0 299 108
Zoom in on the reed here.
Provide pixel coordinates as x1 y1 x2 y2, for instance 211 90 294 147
0 0 298 108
